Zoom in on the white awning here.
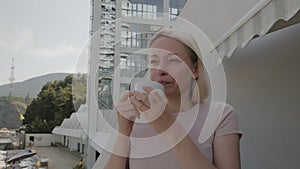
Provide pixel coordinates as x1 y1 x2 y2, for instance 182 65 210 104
51 104 88 139
180 0 300 58
52 128 83 138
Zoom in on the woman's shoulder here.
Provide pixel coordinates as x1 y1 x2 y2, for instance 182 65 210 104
197 102 241 142
197 101 239 132
199 101 235 113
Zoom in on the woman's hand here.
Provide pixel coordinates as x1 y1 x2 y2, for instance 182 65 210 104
131 87 176 133
116 91 140 136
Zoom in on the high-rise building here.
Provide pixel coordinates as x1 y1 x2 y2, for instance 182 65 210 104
86 0 187 168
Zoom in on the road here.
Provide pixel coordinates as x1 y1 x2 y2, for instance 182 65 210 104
32 146 82 169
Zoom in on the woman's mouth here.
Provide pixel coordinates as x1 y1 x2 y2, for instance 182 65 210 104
158 81 173 87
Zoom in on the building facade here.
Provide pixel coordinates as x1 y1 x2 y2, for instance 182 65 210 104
86 0 186 168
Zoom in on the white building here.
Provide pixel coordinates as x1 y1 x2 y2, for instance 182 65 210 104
86 0 186 168
52 104 87 154
86 0 300 169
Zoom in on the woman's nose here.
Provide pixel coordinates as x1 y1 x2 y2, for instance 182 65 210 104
151 68 167 76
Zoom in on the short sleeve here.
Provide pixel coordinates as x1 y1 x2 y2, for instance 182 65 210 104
215 104 242 138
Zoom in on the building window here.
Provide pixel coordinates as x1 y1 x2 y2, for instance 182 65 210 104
120 53 148 78
122 0 163 20
169 0 187 20
121 23 162 48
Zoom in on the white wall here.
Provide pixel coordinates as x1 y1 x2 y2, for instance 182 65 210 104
63 136 85 153
223 23 300 169
25 134 62 147
53 134 64 145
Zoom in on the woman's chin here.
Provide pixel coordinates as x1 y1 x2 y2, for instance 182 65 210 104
164 87 180 97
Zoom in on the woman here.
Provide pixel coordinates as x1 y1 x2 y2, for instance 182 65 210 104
104 29 242 169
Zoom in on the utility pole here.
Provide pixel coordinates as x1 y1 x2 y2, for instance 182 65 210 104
8 58 15 97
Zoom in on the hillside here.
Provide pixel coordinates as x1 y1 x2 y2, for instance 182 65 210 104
0 73 69 98
0 97 27 129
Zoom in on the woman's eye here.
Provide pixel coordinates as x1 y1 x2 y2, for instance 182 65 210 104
168 58 180 63
150 60 159 65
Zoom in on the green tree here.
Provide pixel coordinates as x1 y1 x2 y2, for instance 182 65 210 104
72 73 87 111
24 74 86 133
24 92 33 105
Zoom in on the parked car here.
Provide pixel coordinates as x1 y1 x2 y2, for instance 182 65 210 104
17 154 48 169
0 150 48 169
0 138 15 151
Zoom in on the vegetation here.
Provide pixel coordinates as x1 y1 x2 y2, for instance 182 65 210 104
0 96 28 129
24 74 87 133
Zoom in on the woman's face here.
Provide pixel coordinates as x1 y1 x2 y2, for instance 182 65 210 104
149 37 198 98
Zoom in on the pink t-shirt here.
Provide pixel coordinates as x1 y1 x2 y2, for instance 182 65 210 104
129 102 242 169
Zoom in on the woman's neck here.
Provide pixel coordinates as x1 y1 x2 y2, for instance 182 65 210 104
167 95 196 113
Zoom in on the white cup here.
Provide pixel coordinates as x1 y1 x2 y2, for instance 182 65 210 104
134 80 165 96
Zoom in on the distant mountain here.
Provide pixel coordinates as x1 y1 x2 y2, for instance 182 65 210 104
0 73 69 98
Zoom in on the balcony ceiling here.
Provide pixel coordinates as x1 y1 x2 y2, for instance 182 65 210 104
179 0 300 58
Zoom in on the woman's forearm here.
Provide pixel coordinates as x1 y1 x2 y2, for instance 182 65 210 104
165 122 217 169
104 134 131 169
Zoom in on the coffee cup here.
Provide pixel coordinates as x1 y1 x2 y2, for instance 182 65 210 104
134 80 165 96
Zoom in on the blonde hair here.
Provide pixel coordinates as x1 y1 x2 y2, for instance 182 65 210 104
149 29 209 102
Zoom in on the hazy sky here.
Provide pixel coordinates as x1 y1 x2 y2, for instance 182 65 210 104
0 0 90 85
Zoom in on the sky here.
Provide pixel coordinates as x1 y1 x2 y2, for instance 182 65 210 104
0 0 90 86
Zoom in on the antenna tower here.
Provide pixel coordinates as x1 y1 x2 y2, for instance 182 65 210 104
8 58 15 97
